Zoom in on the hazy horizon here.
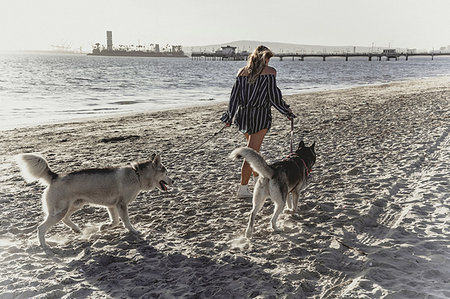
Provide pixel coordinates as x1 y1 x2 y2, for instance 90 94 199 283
1 0 449 52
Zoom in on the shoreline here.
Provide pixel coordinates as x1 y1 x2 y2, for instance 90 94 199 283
1 76 449 298
2 75 449 133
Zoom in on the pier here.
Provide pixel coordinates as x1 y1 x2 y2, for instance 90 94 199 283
191 45 248 61
275 51 450 61
191 52 248 61
192 48 450 61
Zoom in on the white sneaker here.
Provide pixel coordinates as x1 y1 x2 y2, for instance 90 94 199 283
237 185 253 199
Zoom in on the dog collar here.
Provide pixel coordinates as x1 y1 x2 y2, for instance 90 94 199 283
285 153 312 176
300 159 312 176
286 154 313 193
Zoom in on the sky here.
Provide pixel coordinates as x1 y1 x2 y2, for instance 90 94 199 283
0 0 449 52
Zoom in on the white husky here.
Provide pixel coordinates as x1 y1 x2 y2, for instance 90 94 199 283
16 153 172 248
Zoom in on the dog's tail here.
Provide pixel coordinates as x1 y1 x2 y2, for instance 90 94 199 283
229 147 274 178
16 153 57 185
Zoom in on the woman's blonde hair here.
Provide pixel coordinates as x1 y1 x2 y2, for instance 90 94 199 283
246 45 274 83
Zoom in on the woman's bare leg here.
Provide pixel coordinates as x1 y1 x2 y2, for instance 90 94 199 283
241 129 268 185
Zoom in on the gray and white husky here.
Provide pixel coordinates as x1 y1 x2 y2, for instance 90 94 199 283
16 153 173 248
230 141 316 238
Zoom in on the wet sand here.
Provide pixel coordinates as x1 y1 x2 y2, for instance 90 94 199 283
1 77 449 298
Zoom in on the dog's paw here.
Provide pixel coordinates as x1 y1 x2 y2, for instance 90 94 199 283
100 222 121 231
271 225 281 232
285 208 297 215
99 224 110 231
41 245 56 255
130 229 142 236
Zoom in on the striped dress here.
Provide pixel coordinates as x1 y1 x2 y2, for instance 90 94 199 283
221 74 292 134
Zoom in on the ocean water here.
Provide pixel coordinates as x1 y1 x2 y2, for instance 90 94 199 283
1 53 449 130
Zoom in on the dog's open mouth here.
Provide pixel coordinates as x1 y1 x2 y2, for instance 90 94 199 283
159 180 168 191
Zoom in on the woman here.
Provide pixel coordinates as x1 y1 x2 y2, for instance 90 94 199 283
221 45 295 198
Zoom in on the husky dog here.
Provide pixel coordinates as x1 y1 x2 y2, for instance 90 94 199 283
16 153 172 248
230 141 316 238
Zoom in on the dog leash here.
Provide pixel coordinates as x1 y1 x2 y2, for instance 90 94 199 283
168 124 228 166
195 124 228 151
290 118 294 153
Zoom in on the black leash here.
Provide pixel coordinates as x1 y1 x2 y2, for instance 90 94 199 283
195 124 228 151
167 118 293 167
290 118 294 153
168 124 228 166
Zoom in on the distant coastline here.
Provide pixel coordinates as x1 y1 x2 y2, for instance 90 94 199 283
1 50 86 55
87 50 187 58
88 31 187 58
4 39 448 58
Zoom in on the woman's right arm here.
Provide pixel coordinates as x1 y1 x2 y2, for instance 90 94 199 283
220 78 240 124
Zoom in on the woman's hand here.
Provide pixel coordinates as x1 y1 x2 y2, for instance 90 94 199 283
287 109 296 120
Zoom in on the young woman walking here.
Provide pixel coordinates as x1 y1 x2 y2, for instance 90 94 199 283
221 45 295 198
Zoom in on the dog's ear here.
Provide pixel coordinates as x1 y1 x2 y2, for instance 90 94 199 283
298 141 305 149
152 154 162 167
151 153 157 161
311 142 315 151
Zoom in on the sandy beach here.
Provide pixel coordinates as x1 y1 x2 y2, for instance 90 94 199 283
1 77 449 298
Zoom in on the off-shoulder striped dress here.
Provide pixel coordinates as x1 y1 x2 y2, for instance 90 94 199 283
221 74 292 134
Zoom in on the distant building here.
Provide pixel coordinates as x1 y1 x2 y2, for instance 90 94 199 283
172 45 183 53
191 45 248 60
216 46 237 55
106 31 113 51
382 49 397 55
89 31 187 58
